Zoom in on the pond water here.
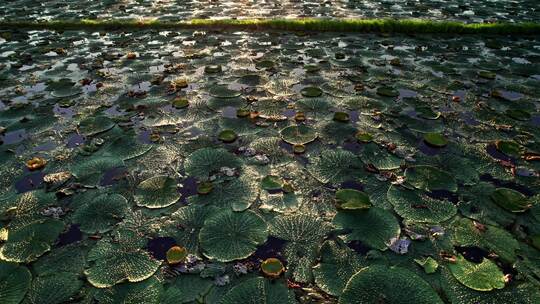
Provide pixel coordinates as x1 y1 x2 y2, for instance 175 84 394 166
0 5 540 304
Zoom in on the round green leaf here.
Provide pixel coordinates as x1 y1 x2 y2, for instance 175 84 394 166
24 272 83 304
78 116 115 136
308 149 363 184
423 132 448 147
0 219 64 263
339 266 444 304
404 165 458 192
184 148 241 180
134 175 179 209
0 262 31 304
261 175 284 191
280 125 317 145
85 234 161 288
313 240 364 296
336 189 372 210
300 86 323 97
73 193 128 233
448 255 505 291
491 188 531 212
221 277 295 304
199 210 267 262
387 185 457 223
333 208 400 250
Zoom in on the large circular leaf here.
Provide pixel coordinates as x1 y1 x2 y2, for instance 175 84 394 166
134 175 179 209
491 188 531 212
71 156 124 185
0 219 64 263
95 276 163 304
387 185 456 223
313 240 364 296
0 262 31 304
84 232 161 288
188 173 259 211
269 214 330 283
24 272 83 304
73 193 128 233
220 277 295 304
451 218 519 263
333 208 400 250
308 149 363 184
448 255 506 291
339 266 444 304
361 143 402 170
404 165 458 192
199 210 268 262
280 125 317 145
78 116 115 136
184 148 241 180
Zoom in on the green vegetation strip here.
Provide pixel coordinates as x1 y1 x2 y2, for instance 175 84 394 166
1 18 539 35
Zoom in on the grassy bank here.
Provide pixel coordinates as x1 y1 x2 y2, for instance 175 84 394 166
1 18 539 35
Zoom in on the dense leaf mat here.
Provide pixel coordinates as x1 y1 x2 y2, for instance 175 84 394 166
0 28 539 303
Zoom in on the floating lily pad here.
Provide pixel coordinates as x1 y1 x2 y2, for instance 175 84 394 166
451 218 519 263
208 85 241 98
184 148 241 180
376 86 399 97
255 60 275 69
261 175 284 191
261 258 285 278
313 240 364 296
0 219 64 263
301 86 323 97
423 132 448 147
355 131 373 143
85 231 161 288
188 172 259 211
218 129 237 143
416 106 441 120
170 204 219 254
339 266 444 304
333 112 350 122
0 262 31 304
361 143 402 170
387 185 457 223
293 144 305 154
448 255 505 291
221 277 294 304
199 210 267 262
79 116 115 136
166 246 187 264
495 140 522 158
25 272 83 304
197 181 213 195
478 70 496 79
336 189 372 210
506 108 531 121
280 125 317 145
308 149 363 184
72 193 128 233
71 156 124 185
404 165 458 192
97 276 163 304
172 98 189 109
134 175 178 209
415 256 439 274
270 214 329 283
204 65 222 74
491 188 531 212
333 207 400 250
